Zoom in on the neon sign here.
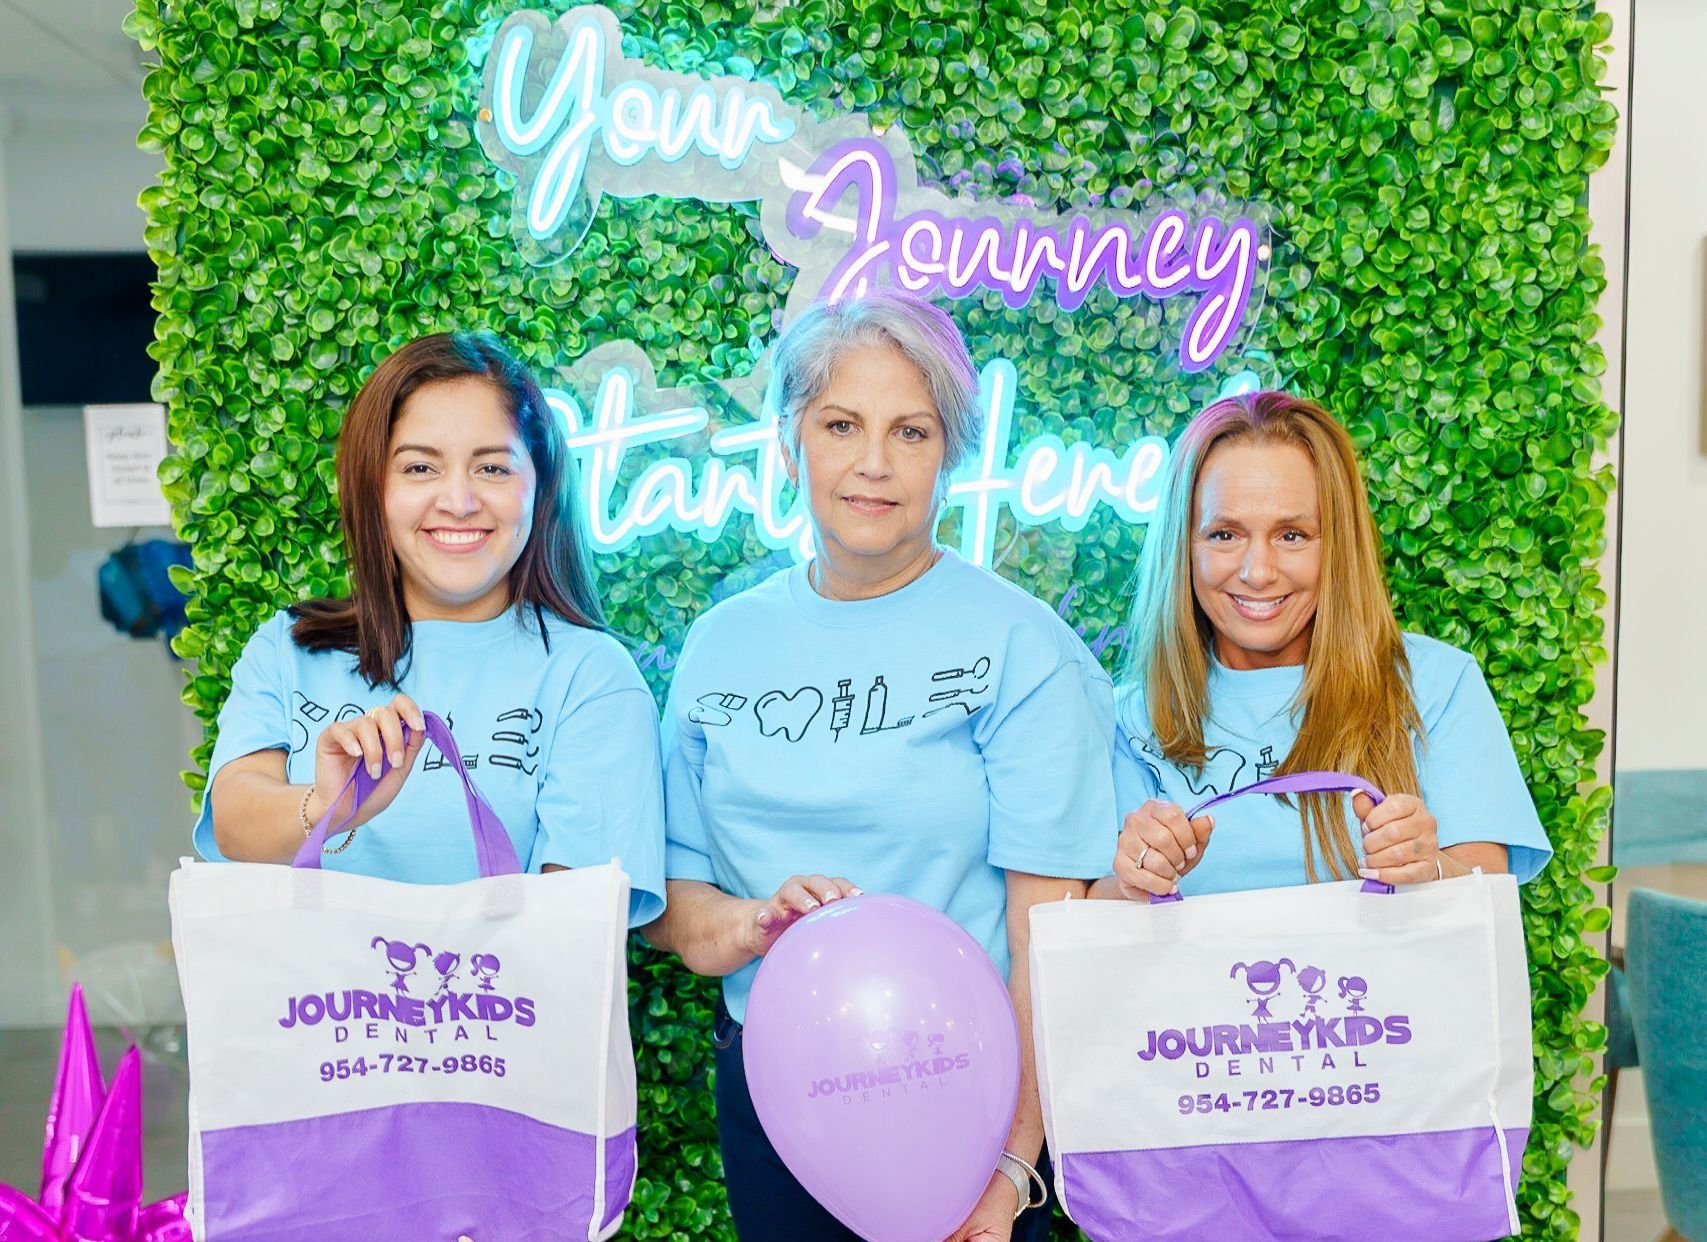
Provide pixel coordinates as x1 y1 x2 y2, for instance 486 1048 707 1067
477 6 1275 566
544 345 1263 568
485 10 797 242
785 140 1260 371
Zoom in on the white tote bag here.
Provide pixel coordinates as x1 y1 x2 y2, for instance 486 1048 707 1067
170 713 638 1241
1030 772 1533 1242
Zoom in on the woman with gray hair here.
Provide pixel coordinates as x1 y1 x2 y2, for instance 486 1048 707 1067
643 290 1115 1242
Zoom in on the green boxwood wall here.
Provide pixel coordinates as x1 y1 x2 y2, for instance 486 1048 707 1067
128 0 1617 1236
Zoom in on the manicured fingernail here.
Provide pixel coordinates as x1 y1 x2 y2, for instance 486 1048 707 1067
1358 869 1379 881
849 887 865 896
757 910 773 927
1185 846 1198 861
803 899 819 909
390 751 402 766
1169 882 1179 894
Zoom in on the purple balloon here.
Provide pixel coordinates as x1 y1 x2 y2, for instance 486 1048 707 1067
743 894 1019 1242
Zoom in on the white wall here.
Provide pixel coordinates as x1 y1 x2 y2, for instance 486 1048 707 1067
4 95 157 251
1618 0 1707 775
0 121 62 1027
0 92 186 1026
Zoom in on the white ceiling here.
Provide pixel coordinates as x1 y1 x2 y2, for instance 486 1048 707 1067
0 0 144 102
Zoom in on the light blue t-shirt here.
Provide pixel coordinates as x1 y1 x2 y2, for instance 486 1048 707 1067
1112 632 1552 892
195 606 666 924
663 550 1116 1023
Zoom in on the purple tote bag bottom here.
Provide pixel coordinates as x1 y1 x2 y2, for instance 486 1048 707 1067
1060 1125 1527 1242
198 1102 635 1241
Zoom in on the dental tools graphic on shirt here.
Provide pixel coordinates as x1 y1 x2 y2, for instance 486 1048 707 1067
830 680 854 741
699 657 996 741
860 676 914 735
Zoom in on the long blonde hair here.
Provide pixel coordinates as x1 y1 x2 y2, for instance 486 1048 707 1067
1120 391 1422 881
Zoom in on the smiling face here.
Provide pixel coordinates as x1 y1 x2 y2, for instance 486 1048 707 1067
1191 438 1322 670
786 342 946 591
384 376 537 622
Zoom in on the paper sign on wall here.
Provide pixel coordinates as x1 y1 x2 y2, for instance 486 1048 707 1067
83 404 171 528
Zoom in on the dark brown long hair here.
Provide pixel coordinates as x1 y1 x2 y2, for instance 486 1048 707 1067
291 331 604 687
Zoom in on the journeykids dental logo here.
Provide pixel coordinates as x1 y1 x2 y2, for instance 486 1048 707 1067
473 6 1277 568
1138 958 1411 1078
806 1028 973 1106
276 933 536 1044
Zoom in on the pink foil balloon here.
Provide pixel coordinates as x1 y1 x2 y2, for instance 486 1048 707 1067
60 1049 142 1242
743 894 1020 1242
40 986 105 1217
0 1185 59 1241
134 1196 190 1242
3 990 189 1242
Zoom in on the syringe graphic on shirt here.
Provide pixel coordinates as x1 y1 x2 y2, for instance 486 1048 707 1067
830 680 855 741
860 676 914 734
1254 745 1279 781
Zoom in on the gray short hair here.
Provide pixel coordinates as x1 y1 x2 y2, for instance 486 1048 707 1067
766 290 983 477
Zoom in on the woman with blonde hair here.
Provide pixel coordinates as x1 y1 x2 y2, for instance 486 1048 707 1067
1095 390 1550 900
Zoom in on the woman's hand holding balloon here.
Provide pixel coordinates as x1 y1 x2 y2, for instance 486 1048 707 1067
944 1172 1018 1241
1111 800 1215 898
743 874 863 958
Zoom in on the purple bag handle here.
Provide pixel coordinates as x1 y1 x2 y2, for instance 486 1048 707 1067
1149 770 1392 904
291 711 522 878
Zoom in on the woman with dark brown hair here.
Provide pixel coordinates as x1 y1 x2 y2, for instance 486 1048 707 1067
192 330 664 921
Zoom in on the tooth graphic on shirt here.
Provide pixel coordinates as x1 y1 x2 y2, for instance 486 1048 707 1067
754 687 823 742
1180 746 1247 797
689 692 747 727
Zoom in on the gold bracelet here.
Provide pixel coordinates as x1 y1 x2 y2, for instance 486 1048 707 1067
298 785 317 838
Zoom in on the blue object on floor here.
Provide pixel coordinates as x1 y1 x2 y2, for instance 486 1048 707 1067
98 538 192 642
1625 888 1707 1240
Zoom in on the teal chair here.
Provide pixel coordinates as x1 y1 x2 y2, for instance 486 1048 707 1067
1608 889 1707 1241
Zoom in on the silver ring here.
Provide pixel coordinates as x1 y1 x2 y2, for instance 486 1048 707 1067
1136 846 1150 870
1434 855 1444 882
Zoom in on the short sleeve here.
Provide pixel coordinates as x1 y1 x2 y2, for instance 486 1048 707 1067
1420 654 1553 883
192 612 295 861
530 651 667 927
660 655 717 886
977 637 1117 879
1112 723 1164 827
